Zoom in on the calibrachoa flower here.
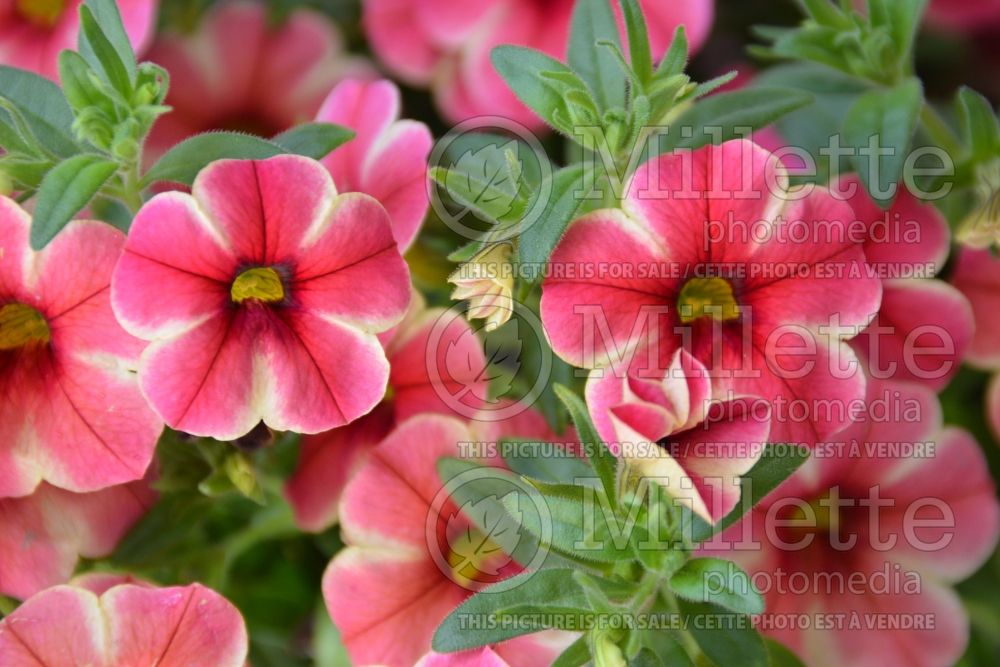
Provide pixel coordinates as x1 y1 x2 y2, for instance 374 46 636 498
0 478 153 600
541 139 882 446
144 0 371 161
285 291 487 531
111 154 411 440
0 198 162 498
449 242 516 332
362 0 714 127
704 379 1000 667
316 78 432 252
838 174 973 390
950 246 1000 369
0 582 248 665
0 0 157 80
323 414 563 667
417 648 511 666
586 349 769 523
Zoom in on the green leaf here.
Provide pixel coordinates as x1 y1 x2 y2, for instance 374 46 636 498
843 77 923 208
630 648 661 667
272 122 355 160
516 163 588 272
501 438 594 484
503 482 631 562
552 635 591 667
432 569 587 652
636 628 694 666
78 5 133 95
656 26 688 78
143 132 286 186
79 0 137 80
620 0 653 84
553 384 619 507
880 0 928 59
431 139 527 225
491 45 597 137
797 0 850 28
58 50 108 113
766 639 808 667
31 154 118 249
664 87 814 151
690 443 811 542
957 87 1000 162
0 66 78 156
568 0 625 111
679 599 768 667
669 557 765 615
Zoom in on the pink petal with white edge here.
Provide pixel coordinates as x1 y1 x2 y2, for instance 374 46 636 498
852 279 973 390
323 547 466 667
291 193 412 332
193 155 337 266
284 405 394 533
363 0 444 84
835 174 950 275
0 585 105 665
417 648 511 667
339 415 472 549
950 246 1000 368
112 193 234 340
0 479 154 600
541 209 672 368
103 584 248 666
871 427 999 582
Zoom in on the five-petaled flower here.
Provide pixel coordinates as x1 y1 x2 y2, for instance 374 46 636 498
111 154 411 440
0 198 162 498
541 139 882 446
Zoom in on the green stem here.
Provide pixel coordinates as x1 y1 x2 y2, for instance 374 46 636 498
119 161 144 214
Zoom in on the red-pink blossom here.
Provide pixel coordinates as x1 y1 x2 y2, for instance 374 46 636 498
0 478 153 600
0 581 248 665
362 0 714 127
541 139 882 446
586 349 769 523
144 0 371 161
316 78 432 252
704 379 1000 667
0 0 157 79
927 0 1000 31
322 414 565 667
950 246 1000 369
111 155 411 440
0 198 162 498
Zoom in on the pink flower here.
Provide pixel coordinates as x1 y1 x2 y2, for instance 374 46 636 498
322 414 563 667
0 0 157 79
363 0 714 127
316 78 432 252
541 139 882 446
417 648 511 667
950 246 1000 369
285 292 487 531
144 1 372 161
0 478 153 600
0 581 248 666
927 0 1000 31
704 379 1000 667
111 155 411 440
0 198 162 498
586 349 769 523
836 174 973 390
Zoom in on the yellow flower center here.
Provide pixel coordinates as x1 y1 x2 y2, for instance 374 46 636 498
676 277 741 324
16 0 66 27
446 527 505 589
230 267 286 305
787 490 841 535
0 303 51 350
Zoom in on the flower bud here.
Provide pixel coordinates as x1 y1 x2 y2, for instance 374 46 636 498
449 242 515 331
